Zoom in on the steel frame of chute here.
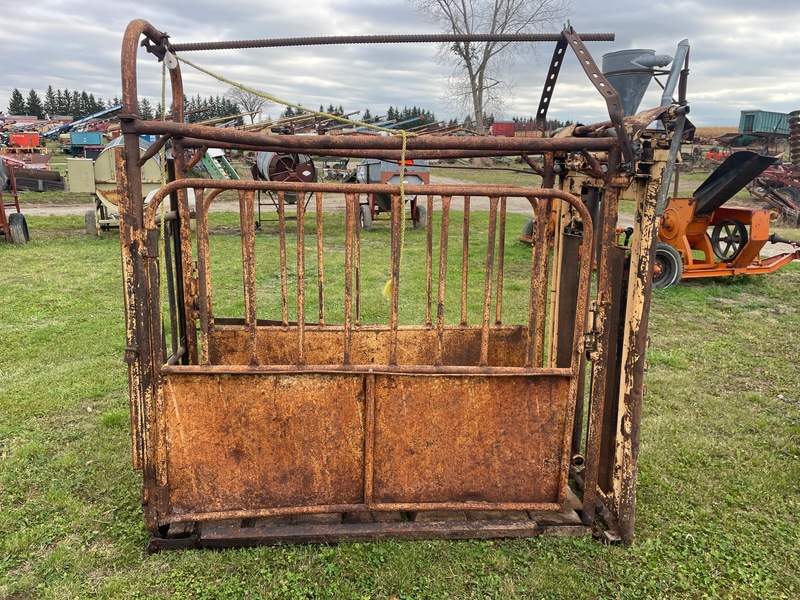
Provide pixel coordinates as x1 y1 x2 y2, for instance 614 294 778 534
117 20 687 551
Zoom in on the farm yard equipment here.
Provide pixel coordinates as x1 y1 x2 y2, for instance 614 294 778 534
355 158 429 229
0 158 30 245
65 131 107 158
746 110 800 225
117 20 689 550
251 151 317 225
88 136 163 232
655 150 800 288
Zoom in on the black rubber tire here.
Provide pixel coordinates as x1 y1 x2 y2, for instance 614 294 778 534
776 186 800 204
413 204 426 230
85 209 97 233
711 218 748 261
653 242 683 289
8 212 29 245
521 218 535 239
359 204 372 231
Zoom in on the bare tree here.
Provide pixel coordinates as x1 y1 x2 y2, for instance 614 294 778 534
407 0 570 132
226 87 267 123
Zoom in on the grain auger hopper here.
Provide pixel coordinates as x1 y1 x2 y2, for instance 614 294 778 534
117 20 687 550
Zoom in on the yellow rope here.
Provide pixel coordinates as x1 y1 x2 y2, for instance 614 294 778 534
176 54 414 300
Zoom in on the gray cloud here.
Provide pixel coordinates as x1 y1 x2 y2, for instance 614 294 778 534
1 0 798 127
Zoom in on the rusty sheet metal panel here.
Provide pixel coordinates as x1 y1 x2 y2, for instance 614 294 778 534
372 375 570 505
207 327 529 368
164 372 365 517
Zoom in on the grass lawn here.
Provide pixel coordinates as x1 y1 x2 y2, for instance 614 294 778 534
1 213 798 599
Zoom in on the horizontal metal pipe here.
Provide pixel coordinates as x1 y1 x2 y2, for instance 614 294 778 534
168 32 615 53
161 364 572 377
175 138 564 160
163 499 563 525
132 119 619 153
144 179 581 228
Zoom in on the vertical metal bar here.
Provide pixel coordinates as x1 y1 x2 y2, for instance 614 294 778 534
480 197 499 366
616 144 676 542
425 195 434 327
495 197 507 325
277 192 289 328
296 196 306 364
239 190 258 366
389 194 402 365
170 155 198 364
354 193 362 327
556 208 594 507
343 193 355 365
526 199 549 367
195 190 212 365
534 198 551 367
163 219 179 356
364 373 376 508
582 176 622 526
460 196 471 325
436 196 452 365
315 191 325 327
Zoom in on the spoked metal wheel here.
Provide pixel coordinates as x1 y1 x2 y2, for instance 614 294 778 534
711 218 748 261
653 242 683 289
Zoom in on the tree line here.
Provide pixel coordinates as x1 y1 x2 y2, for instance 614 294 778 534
6 87 109 120
5 87 244 125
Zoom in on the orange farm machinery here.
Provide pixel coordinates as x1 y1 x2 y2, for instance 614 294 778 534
654 151 800 288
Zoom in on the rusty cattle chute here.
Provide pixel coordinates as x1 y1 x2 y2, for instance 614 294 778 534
117 19 684 550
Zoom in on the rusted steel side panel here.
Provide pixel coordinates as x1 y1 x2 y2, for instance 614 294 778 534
163 373 366 515
207 326 530 368
372 375 570 505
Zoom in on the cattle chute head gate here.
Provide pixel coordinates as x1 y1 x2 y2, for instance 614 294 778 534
118 19 688 551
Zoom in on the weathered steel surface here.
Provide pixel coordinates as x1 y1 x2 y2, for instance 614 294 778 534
164 373 366 514
207 327 531 368
372 375 570 505
117 19 672 548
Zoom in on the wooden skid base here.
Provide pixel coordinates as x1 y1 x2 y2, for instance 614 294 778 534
147 504 589 552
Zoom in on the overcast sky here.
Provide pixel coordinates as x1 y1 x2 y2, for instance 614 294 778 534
2 0 798 127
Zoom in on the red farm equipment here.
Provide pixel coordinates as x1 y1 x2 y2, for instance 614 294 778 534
0 158 30 245
355 158 429 230
744 109 800 226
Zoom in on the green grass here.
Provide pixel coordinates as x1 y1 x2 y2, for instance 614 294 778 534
1 214 799 599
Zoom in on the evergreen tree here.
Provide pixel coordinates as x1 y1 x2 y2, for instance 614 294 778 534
139 98 154 120
363 108 372 121
61 88 72 116
80 91 91 116
8 88 26 115
43 86 57 117
25 89 44 119
55 90 65 115
71 91 81 116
